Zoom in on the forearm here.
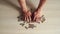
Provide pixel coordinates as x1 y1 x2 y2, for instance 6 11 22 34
37 0 46 12
18 0 28 12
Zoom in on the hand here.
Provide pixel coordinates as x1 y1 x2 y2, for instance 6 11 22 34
23 10 32 23
33 10 41 23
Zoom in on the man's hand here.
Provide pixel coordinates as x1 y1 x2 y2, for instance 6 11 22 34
33 10 41 23
23 10 31 23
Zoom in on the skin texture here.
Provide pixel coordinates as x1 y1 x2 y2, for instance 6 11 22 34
33 0 46 22
18 0 46 22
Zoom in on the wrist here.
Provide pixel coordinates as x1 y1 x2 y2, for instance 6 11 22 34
35 9 41 13
22 9 28 13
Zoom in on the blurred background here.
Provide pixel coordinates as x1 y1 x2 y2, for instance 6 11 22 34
0 0 60 34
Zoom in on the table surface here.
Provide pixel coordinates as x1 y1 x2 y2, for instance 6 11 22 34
0 0 60 34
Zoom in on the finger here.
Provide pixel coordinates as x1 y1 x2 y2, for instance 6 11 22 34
36 18 40 23
36 18 38 22
29 17 31 22
26 16 29 23
33 16 36 21
25 16 27 21
36 17 39 22
28 16 31 22
38 17 41 21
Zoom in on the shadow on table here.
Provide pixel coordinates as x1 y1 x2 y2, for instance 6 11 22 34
0 0 24 21
0 0 36 21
